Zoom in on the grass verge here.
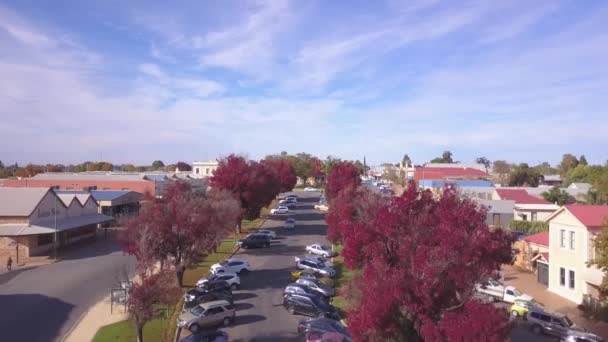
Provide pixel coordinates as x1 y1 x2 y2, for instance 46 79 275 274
332 244 353 320
93 316 168 342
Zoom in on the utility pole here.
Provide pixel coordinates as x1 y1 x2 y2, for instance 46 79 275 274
54 191 58 261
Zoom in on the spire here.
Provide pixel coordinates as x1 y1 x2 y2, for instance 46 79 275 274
363 156 367 175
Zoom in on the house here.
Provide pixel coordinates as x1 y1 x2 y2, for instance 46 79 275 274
540 174 562 186
475 199 515 229
424 163 488 172
191 160 219 178
413 166 489 182
0 187 113 262
494 189 559 221
567 183 592 202
545 205 608 304
419 179 495 200
514 232 550 285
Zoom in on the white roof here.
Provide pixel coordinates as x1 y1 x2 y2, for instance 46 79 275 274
0 187 51 216
475 199 515 214
33 172 147 181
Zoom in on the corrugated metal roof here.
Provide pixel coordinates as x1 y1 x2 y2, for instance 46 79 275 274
90 190 132 201
495 189 550 205
565 205 608 228
419 179 494 188
523 231 549 247
0 213 113 236
0 187 52 216
475 199 515 214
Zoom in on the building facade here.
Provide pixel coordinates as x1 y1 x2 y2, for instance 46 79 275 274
191 160 219 178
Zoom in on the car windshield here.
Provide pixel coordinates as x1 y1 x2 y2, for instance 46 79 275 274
512 289 522 296
220 261 229 266
191 306 204 316
563 316 573 327
317 262 326 268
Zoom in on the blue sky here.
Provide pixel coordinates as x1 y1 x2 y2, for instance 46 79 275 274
0 0 607 166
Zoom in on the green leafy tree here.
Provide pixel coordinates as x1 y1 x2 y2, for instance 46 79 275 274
508 163 541 187
590 218 608 296
542 187 570 205
558 153 579 176
323 156 342 175
533 162 557 175
431 150 454 163
476 157 491 173
151 160 165 169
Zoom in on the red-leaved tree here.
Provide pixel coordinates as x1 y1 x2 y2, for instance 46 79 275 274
122 182 240 286
325 161 362 203
328 183 513 341
211 155 281 232
261 158 297 193
128 271 181 342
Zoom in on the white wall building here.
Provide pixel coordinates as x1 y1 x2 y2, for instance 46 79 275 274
192 160 219 179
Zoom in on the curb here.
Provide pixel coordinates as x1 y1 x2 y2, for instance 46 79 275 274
60 307 90 342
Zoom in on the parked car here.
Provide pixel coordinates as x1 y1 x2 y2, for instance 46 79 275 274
238 234 271 249
286 195 298 203
197 273 241 290
184 282 232 305
304 187 318 192
210 259 250 275
254 229 277 239
183 291 234 310
475 280 532 303
510 298 542 318
297 317 350 337
306 244 337 258
270 206 290 215
295 255 333 267
314 204 329 211
285 283 329 300
279 200 297 208
283 293 340 319
296 259 335 278
561 329 604 342
527 307 580 337
180 330 229 342
285 217 296 229
305 331 350 342
291 269 335 287
296 278 336 297
177 300 236 333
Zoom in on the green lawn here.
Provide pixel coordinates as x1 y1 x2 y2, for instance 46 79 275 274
332 244 354 319
94 217 267 342
92 317 168 342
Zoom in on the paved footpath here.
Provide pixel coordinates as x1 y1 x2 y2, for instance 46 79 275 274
0 238 135 342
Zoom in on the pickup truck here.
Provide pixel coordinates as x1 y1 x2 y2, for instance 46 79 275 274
475 280 533 304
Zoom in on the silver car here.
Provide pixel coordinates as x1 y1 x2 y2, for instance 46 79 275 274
296 259 335 278
527 308 579 338
177 300 235 333
296 278 335 297
561 329 604 342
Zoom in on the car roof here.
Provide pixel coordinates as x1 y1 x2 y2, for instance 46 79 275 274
200 300 231 308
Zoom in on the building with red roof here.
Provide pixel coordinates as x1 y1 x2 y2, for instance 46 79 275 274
515 231 550 276
544 204 608 304
494 188 559 222
413 166 488 182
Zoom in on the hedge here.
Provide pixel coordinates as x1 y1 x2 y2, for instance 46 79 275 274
509 220 549 234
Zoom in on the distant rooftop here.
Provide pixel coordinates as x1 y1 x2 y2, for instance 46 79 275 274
419 179 494 188
0 187 53 216
495 188 550 205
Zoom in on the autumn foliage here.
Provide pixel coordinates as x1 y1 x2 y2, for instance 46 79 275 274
211 155 282 223
261 158 297 193
327 183 513 341
122 181 241 286
325 161 362 202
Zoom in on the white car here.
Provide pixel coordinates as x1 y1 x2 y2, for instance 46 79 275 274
197 272 241 290
285 218 296 229
306 244 336 258
210 258 250 275
304 187 318 192
270 206 289 215
294 255 333 267
254 229 276 239
314 204 329 211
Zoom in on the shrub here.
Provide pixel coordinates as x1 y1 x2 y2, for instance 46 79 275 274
509 220 549 234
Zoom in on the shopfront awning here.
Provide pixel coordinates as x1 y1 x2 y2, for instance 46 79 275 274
0 214 113 236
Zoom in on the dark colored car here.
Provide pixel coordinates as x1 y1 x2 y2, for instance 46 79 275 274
180 330 229 342
297 317 350 337
184 280 232 303
238 234 271 249
183 290 234 310
283 293 340 319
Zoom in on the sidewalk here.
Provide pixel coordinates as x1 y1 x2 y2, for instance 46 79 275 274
502 265 608 338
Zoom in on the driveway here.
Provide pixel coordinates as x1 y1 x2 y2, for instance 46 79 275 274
0 238 135 342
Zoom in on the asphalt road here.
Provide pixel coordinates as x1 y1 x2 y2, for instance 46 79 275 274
204 191 556 342
0 238 136 342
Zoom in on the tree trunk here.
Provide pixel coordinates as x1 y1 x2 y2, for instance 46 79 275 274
137 324 144 342
176 264 185 287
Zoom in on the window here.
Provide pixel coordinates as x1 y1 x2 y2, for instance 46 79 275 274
560 267 566 286
560 230 566 248
206 168 210 175
569 270 575 289
195 168 200 174
38 234 54 246
570 231 575 250
207 307 223 315
531 212 537 221
224 304 234 310
521 214 528 221
552 318 565 327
